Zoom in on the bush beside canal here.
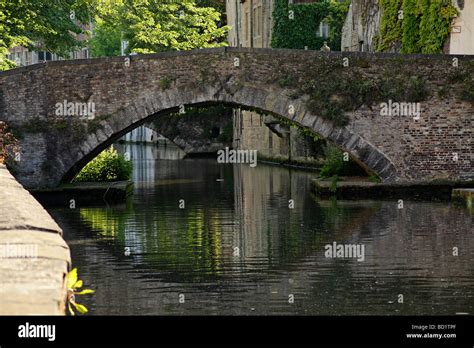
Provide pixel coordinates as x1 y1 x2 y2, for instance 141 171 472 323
74 147 132 182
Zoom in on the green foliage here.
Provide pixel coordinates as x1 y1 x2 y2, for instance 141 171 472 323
0 0 96 70
419 0 457 53
278 76 297 88
88 0 122 57
405 75 429 101
89 0 229 56
196 0 225 14
271 0 350 51
460 78 474 103
401 0 420 53
159 76 173 90
277 59 430 127
378 0 458 54
378 0 403 52
66 268 94 316
298 125 321 144
0 47 16 71
368 175 381 183
329 175 339 193
444 65 474 104
85 114 109 135
319 144 369 178
89 20 121 57
74 147 132 182
319 145 345 178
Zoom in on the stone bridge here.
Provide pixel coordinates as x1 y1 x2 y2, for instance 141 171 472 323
0 47 472 189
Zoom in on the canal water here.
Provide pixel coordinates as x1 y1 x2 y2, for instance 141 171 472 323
48 144 474 315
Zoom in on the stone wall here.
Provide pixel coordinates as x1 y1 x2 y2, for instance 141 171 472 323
146 108 233 154
233 110 289 162
0 165 70 314
0 48 472 188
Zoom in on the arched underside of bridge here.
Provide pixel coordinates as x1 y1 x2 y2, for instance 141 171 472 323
60 87 397 185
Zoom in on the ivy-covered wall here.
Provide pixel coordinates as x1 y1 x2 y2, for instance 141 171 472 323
378 0 458 53
271 0 350 51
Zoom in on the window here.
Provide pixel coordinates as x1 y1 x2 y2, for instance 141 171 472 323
253 7 257 37
252 6 262 38
245 11 250 42
257 6 262 37
317 20 330 39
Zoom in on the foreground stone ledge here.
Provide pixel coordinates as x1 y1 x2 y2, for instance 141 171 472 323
0 167 62 233
0 165 70 315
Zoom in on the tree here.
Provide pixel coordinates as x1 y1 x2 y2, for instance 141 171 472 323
89 0 123 57
89 0 229 57
196 0 225 15
271 0 350 51
0 0 97 69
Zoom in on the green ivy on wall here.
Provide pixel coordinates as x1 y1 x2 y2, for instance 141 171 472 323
271 0 350 51
378 0 458 53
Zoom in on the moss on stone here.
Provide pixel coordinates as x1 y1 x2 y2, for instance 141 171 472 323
159 76 173 90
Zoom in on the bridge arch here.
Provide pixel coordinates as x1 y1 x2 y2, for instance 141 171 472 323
62 85 396 185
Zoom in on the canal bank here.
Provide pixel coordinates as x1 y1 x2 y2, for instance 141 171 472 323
31 180 134 207
311 178 474 202
452 189 474 210
0 165 70 315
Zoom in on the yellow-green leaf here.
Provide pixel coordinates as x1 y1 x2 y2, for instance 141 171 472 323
76 289 94 295
73 280 83 289
74 303 89 314
67 268 78 289
68 303 75 316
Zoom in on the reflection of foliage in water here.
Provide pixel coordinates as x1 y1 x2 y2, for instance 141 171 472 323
78 202 224 281
79 207 129 241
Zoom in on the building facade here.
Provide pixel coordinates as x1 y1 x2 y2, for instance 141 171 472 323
449 0 474 54
7 46 91 67
227 0 274 48
227 0 323 165
341 0 474 55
